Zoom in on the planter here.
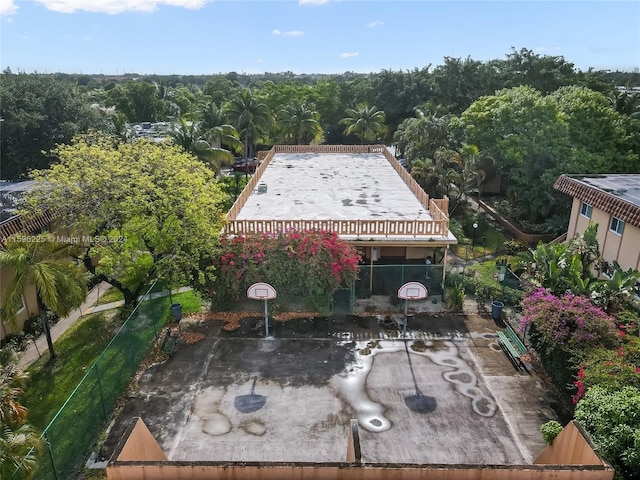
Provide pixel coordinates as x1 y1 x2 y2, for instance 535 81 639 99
491 301 504 320
170 303 182 321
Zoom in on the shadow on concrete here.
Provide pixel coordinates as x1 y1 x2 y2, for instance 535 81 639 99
403 341 437 414
234 377 267 413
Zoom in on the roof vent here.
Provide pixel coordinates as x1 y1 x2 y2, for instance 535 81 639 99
257 182 268 194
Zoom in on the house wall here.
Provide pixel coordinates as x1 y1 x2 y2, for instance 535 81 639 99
107 420 613 480
534 421 605 466
569 200 640 272
106 464 613 480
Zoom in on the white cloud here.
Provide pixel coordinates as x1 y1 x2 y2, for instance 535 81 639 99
534 46 562 53
340 52 359 58
34 0 208 15
0 0 18 16
298 0 331 5
367 21 383 28
273 29 304 37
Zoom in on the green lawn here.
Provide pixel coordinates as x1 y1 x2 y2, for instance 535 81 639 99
95 286 125 306
22 289 203 431
20 310 123 430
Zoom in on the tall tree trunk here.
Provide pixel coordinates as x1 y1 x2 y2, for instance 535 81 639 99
37 296 56 360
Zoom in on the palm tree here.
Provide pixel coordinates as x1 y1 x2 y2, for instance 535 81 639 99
339 104 386 143
0 348 42 479
198 102 242 158
169 117 235 174
225 89 272 157
277 102 323 144
0 234 87 360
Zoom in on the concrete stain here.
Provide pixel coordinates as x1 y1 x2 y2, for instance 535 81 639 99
192 387 233 436
240 419 266 436
333 339 497 432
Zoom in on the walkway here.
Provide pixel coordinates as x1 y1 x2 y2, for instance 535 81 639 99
18 284 191 369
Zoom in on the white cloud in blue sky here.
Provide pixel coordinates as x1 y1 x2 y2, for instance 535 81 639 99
33 0 208 14
273 29 304 37
0 0 18 15
1 1 638 74
298 0 331 5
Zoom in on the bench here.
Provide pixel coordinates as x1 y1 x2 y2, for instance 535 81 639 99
496 326 528 372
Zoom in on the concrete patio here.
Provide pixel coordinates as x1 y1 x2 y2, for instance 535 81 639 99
102 310 557 466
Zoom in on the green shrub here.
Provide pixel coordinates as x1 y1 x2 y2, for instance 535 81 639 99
575 386 640 479
389 289 401 306
446 283 465 312
539 420 563 445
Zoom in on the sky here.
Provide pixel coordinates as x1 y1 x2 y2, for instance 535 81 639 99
1 0 639 75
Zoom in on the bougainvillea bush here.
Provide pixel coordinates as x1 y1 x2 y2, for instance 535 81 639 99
520 288 620 404
521 288 619 357
208 229 360 313
577 334 640 402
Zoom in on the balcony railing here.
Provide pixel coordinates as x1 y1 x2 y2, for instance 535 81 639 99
225 218 449 238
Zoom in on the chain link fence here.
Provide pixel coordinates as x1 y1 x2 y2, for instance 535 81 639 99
11 280 171 480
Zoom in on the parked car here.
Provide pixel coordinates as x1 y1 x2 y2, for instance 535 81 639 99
397 158 409 170
233 157 258 173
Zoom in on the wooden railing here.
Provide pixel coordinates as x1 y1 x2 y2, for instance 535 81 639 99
0 210 56 243
380 148 431 210
227 147 276 220
273 144 386 154
225 218 449 238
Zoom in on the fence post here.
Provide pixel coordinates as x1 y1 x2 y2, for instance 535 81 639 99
94 364 108 422
43 430 60 480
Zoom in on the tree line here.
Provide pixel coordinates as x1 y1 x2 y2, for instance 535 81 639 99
2 47 640 235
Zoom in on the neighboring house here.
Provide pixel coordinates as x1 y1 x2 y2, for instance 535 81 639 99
0 181 53 341
226 145 457 288
554 174 640 272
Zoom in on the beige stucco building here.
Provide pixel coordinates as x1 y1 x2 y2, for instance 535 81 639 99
554 174 640 272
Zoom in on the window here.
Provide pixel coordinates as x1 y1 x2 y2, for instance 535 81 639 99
610 216 625 235
580 202 593 218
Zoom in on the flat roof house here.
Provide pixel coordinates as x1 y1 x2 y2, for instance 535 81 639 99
225 145 458 292
554 174 640 272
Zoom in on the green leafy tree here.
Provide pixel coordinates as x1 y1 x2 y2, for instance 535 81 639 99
106 80 165 123
574 386 640 479
394 107 454 162
0 70 106 179
0 235 87 360
551 86 640 174
225 89 272 157
26 135 227 308
0 348 42 479
340 104 386 143
497 47 578 94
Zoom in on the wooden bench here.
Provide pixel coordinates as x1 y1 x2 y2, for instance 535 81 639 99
496 326 528 372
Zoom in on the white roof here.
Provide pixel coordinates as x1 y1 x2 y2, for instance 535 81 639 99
237 152 429 221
